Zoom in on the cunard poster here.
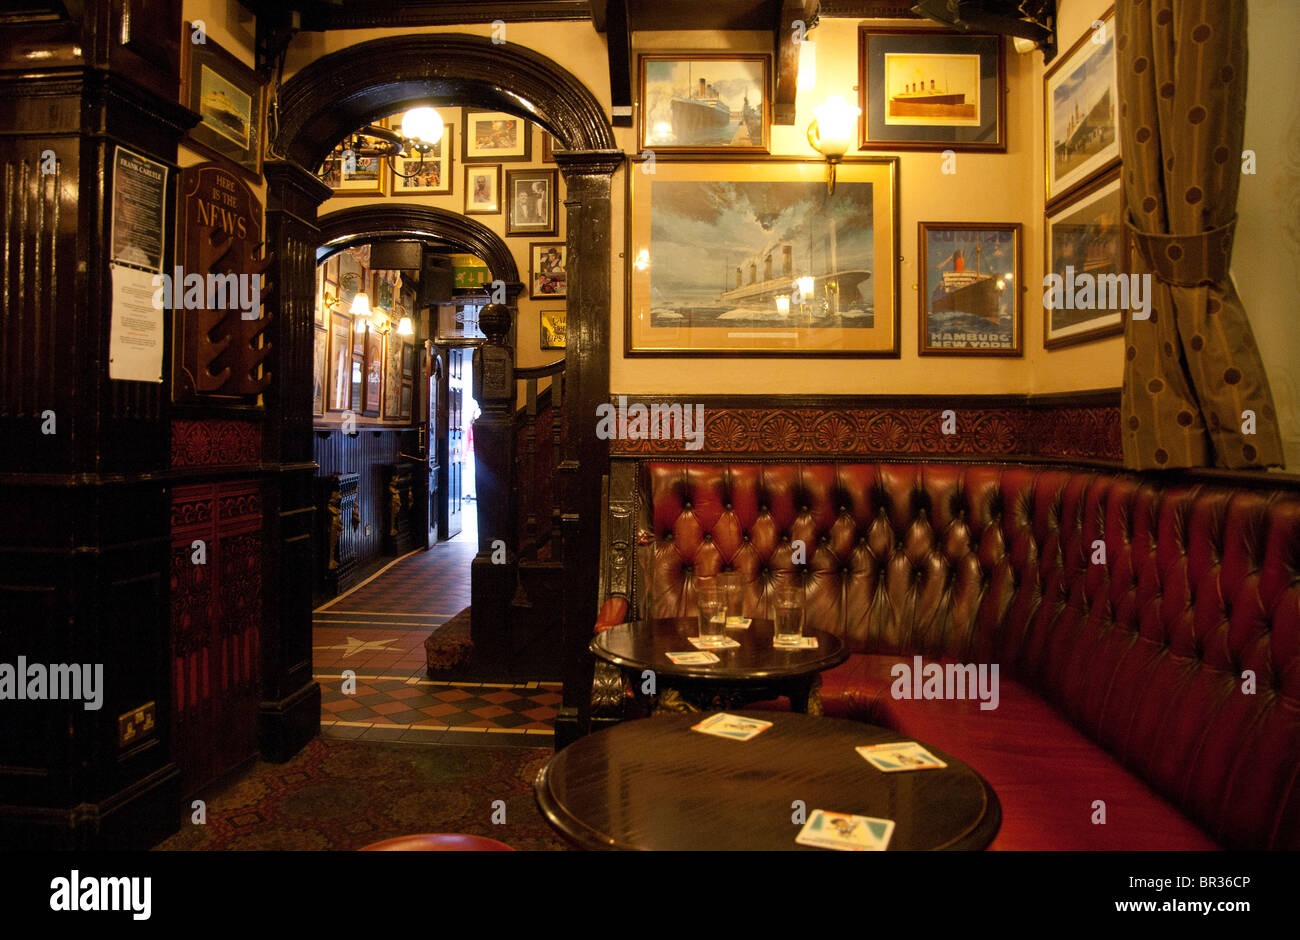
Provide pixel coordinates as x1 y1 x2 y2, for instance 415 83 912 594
918 223 1021 356
626 160 898 356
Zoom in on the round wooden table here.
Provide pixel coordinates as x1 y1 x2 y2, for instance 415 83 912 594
590 617 848 713
535 712 1001 851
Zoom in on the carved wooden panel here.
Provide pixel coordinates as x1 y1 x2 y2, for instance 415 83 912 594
172 163 272 403
169 480 262 797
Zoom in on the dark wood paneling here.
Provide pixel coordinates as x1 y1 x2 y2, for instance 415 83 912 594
314 428 415 586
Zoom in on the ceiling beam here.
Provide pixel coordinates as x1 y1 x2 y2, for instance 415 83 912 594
604 0 633 127
773 0 817 126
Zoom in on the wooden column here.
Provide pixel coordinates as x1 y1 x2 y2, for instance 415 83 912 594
470 295 522 671
259 160 332 760
0 0 190 848
553 150 623 747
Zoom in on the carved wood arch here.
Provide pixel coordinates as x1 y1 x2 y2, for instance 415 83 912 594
273 32 617 170
316 203 522 290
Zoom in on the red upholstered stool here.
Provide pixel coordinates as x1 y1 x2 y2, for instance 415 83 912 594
359 833 514 851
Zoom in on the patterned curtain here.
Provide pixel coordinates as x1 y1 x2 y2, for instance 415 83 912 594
1116 0 1283 469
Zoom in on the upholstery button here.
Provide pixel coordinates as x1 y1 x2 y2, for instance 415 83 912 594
684 501 693 510
703 533 712 542
801 504 809 512
724 502 732 511
665 533 674 541
841 567 849 575
743 535 750 542
840 505 847 513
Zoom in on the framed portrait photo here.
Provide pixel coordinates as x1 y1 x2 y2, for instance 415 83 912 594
506 169 558 237
918 223 1022 356
387 115 452 195
400 381 414 420
328 315 354 412
1045 7 1119 207
463 111 531 163
858 27 1005 152
180 23 265 181
638 54 770 154
464 165 501 215
626 159 900 357
540 310 566 350
1043 170 1127 349
530 242 567 299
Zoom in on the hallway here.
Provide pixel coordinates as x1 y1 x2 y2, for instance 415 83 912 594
311 507 561 747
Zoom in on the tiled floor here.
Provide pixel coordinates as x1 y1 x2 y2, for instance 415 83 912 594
312 508 559 747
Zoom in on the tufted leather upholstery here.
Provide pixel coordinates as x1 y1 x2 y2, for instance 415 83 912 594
615 461 1300 849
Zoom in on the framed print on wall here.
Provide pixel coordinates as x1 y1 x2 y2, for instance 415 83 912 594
857 27 1005 152
328 315 353 411
400 381 414 420
1045 7 1119 207
464 165 501 215
313 327 328 417
1043 169 1127 349
506 169 559 237
463 111 531 163
317 143 388 196
638 54 770 154
626 159 900 357
540 309 566 350
363 326 383 417
388 115 452 195
918 223 1022 356
382 332 403 420
337 250 362 309
180 22 265 181
530 242 566 299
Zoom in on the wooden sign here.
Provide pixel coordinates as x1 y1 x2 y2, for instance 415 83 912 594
172 163 272 402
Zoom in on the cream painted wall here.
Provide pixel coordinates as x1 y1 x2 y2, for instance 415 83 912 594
1235 0 1300 466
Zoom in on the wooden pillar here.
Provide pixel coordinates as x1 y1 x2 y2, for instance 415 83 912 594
259 161 332 760
470 294 522 671
553 150 623 747
0 0 191 848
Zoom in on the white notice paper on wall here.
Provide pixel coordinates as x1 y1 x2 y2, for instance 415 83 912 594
109 262 163 382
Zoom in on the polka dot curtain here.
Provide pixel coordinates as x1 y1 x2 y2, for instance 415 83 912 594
1117 0 1284 469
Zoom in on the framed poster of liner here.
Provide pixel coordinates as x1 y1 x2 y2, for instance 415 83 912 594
1043 169 1128 349
917 222 1022 357
858 27 1005 152
625 158 900 357
637 53 770 155
1044 7 1120 208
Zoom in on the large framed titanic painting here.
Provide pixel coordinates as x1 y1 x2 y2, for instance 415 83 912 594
625 159 899 357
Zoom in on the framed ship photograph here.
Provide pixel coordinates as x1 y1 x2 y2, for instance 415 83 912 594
1045 7 1119 207
626 159 900 357
540 309 566 349
463 111 531 163
180 23 265 181
857 28 1005 152
530 242 566 299
918 223 1022 356
506 169 559 237
464 165 501 215
638 54 770 154
1043 170 1127 348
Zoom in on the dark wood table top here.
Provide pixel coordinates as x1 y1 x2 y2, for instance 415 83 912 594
535 712 1001 851
590 618 847 684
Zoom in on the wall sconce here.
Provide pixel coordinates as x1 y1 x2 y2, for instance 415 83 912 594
806 96 861 195
396 315 414 336
341 106 445 181
351 292 371 332
775 295 791 315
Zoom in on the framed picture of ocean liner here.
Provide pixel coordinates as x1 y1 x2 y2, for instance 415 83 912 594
857 28 1005 152
1043 170 1128 349
1045 8 1119 207
918 223 1022 356
625 159 900 357
638 54 770 154
180 23 265 181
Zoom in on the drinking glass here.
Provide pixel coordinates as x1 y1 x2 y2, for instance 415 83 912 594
717 571 745 622
773 584 804 645
696 581 726 639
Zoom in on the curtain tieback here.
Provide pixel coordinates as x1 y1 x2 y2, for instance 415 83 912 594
1125 216 1236 287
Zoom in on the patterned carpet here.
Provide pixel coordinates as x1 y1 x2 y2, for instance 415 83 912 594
154 736 568 851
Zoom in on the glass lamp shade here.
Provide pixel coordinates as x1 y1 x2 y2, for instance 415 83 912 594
401 107 444 149
350 292 371 316
795 276 815 302
809 96 861 159
775 295 791 315
396 316 414 336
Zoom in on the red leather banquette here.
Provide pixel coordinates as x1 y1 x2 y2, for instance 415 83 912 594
593 461 1300 850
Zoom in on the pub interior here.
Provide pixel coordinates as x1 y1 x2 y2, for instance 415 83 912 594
1 0 1298 903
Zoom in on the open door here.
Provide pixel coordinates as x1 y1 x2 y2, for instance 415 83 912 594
436 343 475 541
